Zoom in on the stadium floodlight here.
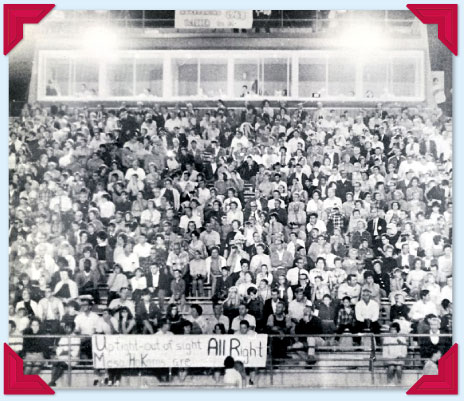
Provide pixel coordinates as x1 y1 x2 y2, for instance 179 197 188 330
81 26 118 58
338 24 388 51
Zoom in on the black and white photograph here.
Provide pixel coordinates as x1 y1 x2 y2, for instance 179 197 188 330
8 9 453 389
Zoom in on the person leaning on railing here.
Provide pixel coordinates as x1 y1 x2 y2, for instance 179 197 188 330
418 317 452 360
382 322 408 385
22 317 49 375
48 321 80 387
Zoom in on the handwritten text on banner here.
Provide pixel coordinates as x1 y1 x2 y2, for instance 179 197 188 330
92 334 268 368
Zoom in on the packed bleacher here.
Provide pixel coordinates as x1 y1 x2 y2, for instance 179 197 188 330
8 99 453 386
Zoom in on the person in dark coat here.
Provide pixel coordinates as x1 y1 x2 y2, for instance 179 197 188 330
238 156 259 182
145 264 172 312
22 318 49 375
295 306 323 336
390 293 410 321
212 266 235 303
135 289 162 333
419 318 452 359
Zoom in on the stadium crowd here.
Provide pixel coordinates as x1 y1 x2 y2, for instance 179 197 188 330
9 99 453 385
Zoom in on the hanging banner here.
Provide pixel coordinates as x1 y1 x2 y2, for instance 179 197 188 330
175 10 253 29
92 334 268 368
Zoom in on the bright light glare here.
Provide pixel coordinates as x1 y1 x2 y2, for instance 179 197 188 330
81 27 118 58
339 25 388 51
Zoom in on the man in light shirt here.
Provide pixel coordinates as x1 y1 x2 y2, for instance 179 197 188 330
286 258 307 286
133 234 151 259
231 303 256 332
108 287 136 318
355 289 380 340
323 187 342 212
38 287 64 333
306 213 327 235
337 274 361 304
207 303 230 333
74 299 101 359
98 193 115 221
125 159 146 181
409 289 438 322
118 242 139 274
199 222 221 250
288 287 312 326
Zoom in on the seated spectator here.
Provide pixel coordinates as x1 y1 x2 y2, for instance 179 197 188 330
246 287 263 325
294 306 324 361
389 268 408 303
409 290 438 327
406 258 427 300
108 287 135 318
371 259 390 297
337 274 361 304
53 269 78 302
312 276 330 306
15 288 39 318
96 309 119 334
288 287 312 328
355 289 380 338
165 304 185 334
207 303 230 333
61 301 79 329
189 250 208 297
237 272 256 299
117 306 136 334
390 293 411 333
317 294 337 334
419 317 452 359
362 272 381 303
213 266 234 302
75 259 100 303
9 320 23 353
336 296 356 339
440 299 452 333
130 268 147 303
295 306 323 336
135 289 161 334
231 303 256 333
106 264 129 306
206 247 226 295
145 263 171 312
156 319 174 336
185 304 209 334
170 269 186 304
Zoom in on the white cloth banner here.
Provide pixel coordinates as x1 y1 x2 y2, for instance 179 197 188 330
175 10 253 29
92 334 268 368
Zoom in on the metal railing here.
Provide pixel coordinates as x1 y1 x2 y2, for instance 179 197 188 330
37 10 418 35
9 333 452 387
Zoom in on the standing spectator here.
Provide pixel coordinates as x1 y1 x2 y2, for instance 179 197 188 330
382 322 407 385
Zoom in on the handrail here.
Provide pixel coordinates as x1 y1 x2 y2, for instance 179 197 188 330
9 333 453 338
37 10 419 35
9 332 450 387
